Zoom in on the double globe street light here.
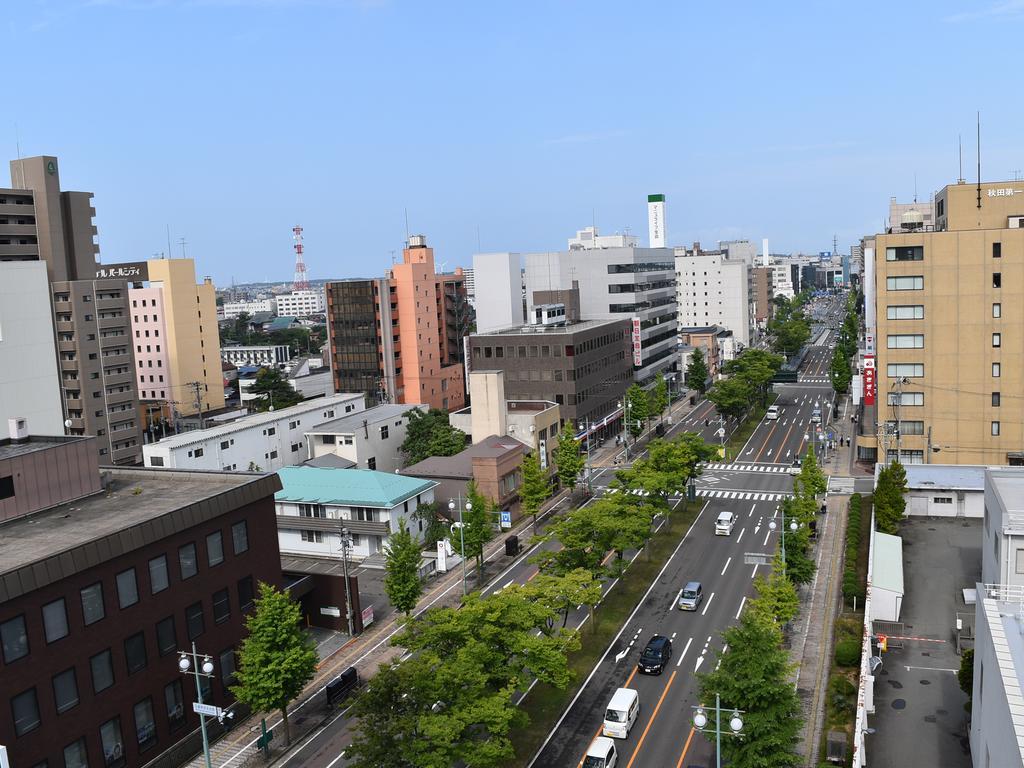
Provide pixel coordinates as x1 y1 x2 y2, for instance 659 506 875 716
448 498 472 596
693 693 744 768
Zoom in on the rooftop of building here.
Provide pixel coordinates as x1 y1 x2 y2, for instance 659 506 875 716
303 453 357 469
401 434 528 478
872 531 904 595
988 469 1024 531
0 468 281 603
976 582 1024 760
275 466 436 509
305 403 424 434
903 464 987 491
679 325 732 336
472 317 628 338
144 393 364 449
0 434 90 462
266 316 300 331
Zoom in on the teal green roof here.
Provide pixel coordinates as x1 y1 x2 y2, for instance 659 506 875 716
275 467 435 508
266 316 299 331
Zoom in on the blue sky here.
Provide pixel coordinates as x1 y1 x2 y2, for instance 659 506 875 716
6 0 1024 285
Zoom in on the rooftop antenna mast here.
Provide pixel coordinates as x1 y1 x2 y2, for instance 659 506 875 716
977 111 982 210
958 134 965 184
404 208 410 248
292 225 309 291
913 173 918 204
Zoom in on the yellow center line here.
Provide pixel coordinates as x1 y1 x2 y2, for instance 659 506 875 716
625 670 676 768
675 726 696 768
577 667 639 768
752 419 779 463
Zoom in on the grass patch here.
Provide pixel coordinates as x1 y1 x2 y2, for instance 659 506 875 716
724 405 768 461
509 501 702 766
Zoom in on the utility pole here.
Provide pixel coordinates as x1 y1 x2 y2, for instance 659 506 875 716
188 381 206 429
339 527 355 636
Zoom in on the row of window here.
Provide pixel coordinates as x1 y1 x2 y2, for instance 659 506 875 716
885 243 1002 262
887 274 1004 291
0 523 248 667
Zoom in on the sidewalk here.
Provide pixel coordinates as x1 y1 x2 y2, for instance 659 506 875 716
589 391 708 469
181 487 573 768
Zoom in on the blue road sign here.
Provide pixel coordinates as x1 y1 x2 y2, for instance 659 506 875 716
499 510 512 529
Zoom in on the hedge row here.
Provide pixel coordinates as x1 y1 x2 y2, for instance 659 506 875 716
841 493 866 604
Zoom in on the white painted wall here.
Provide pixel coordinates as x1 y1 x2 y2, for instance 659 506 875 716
675 251 751 346
472 252 524 333
306 405 424 474
0 262 64 436
905 489 983 518
971 588 1024 768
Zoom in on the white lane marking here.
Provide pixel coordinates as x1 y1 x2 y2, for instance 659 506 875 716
701 592 716 616
751 563 760 578
763 530 771 546
721 556 732 576
736 596 747 619
325 752 347 768
671 631 677 640
670 587 684 612
736 527 746 543
749 502 756 517
676 636 693 668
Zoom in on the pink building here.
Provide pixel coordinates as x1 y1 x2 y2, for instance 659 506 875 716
129 286 171 401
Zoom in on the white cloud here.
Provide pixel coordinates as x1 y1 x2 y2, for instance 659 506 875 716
944 0 1024 23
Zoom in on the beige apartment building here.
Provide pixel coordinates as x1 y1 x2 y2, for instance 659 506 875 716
872 180 1024 465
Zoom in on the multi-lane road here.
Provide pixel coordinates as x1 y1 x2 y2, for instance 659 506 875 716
268 297 847 768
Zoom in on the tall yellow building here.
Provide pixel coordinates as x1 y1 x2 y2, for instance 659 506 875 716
128 258 224 431
871 180 1024 464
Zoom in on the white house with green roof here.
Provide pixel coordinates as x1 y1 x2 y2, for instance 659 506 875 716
274 466 437 560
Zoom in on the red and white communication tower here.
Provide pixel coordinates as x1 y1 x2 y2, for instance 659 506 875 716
292 225 309 291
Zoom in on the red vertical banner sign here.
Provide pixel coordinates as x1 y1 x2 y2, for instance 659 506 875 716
863 354 876 406
631 318 643 367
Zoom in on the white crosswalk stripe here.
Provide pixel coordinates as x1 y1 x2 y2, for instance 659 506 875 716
694 489 791 501
705 462 788 474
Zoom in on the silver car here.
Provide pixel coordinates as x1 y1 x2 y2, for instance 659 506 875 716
678 581 703 611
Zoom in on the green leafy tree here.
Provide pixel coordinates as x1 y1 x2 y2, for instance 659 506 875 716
698 610 802 768
772 316 811 357
384 518 423 618
650 376 669 421
231 582 318 746
249 367 303 412
519 451 549 530
400 408 468 465
530 504 608 578
958 648 974 698
526 569 602 629
615 434 717 511
624 383 650 439
749 552 800 625
724 349 783 407
874 461 908 534
686 347 710 393
800 450 828 497
553 423 585 492
462 480 493 583
707 375 752 422
830 344 852 394
412 501 447 548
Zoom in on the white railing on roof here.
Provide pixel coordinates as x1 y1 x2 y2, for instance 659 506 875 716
981 582 1024 604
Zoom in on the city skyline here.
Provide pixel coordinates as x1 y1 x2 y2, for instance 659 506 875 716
6 0 1024 284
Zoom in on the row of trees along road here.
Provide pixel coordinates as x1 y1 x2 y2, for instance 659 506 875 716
769 292 812 358
696 449 828 766
830 289 862 395
622 375 672 440
706 348 785 422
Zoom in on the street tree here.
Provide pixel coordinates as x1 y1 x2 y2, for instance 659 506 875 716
686 347 710 393
231 582 318 746
588 496 655 573
725 349 783 407
624 383 650 439
461 480 494 583
518 451 549 530
874 461 908 534
650 376 669 422
771 316 811 358
530 505 608 579
707 376 751 422
800 450 828 497
830 344 852 394
412 501 447 548
553 423 586 492
749 552 800 625
698 609 802 768
400 409 468 466
383 518 423 618
248 367 303 412
525 569 602 629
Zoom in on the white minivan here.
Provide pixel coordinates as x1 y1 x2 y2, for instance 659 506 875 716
583 736 619 768
715 511 736 536
603 688 639 739
766 405 780 420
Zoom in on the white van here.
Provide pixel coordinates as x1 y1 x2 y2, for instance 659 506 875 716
583 736 619 768
603 688 639 739
715 511 735 536
810 409 822 424
766 405 780 420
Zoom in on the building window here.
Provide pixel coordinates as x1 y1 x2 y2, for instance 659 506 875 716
994 242 1002 258
230 521 250 556
149 456 165 467
100 716 126 768
212 589 231 624
81 582 105 625
53 668 79 714
90 649 114 693
886 334 924 349
994 302 1002 318
886 305 924 320
164 680 185 731
134 698 157 751
291 443 300 453
301 530 325 543
993 362 1001 377
206 531 224 566
219 649 237 686
299 503 325 518
887 363 924 378
11 687 41 735
933 497 953 505
42 599 69 644
124 632 147 674
887 392 924 406
186 602 205 640
993 333 1002 347
116 568 139 609
156 616 176 656
380 425 389 439
149 555 169 594
63 738 88 768
993 392 1001 407
992 421 1001 436
994 272 1001 288
220 440 230 450
886 276 923 291
179 543 198 579
885 246 924 261
238 576 255 612
367 457 377 470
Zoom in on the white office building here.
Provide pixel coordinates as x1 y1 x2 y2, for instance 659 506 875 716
142 392 365 472
675 248 752 347
221 298 278 319
472 252 525 333
522 229 677 384
304 403 426 474
275 466 437 560
0 262 64 435
275 289 325 317
221 344 292 368
982 468 1024 588
771 262 795 299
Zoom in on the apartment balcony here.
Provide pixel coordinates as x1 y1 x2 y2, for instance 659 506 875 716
103 370 134 387
101 349 131 366
1 225 36 236
0 203 35 217
59 359 79 373
55 320 75 334
65 415 85 432
97 315 126 330
110 444 141 465
0 244 39 258
104 389 136 406
96 297 123 311
58 339 77 353
65 397 83 411
275 515 390 538
61 378 80 390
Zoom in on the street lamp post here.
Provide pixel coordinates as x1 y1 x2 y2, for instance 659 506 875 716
619 398 632 460
178 644 220 768
693 693 744 768
339 527 355 636
768 504 799 573
448 497 471 596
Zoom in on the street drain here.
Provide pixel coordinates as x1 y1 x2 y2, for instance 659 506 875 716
893 699 906 709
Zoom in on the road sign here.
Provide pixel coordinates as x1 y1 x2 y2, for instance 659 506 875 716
743 552 772 566
499 510 512 529
192 702 223 718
